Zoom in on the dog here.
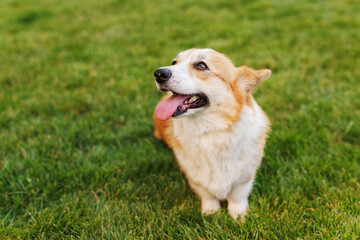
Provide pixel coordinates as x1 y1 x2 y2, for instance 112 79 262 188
153 48 271 220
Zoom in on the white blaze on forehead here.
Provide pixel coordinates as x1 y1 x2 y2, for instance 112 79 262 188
160 48 229 95
165 54 196 94
179 48 215 63
170 49 212 92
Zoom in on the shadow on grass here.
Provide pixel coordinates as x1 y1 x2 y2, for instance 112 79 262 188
116 138 195 210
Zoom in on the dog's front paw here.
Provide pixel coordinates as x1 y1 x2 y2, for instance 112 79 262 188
228 200 248 221
201 199 220 215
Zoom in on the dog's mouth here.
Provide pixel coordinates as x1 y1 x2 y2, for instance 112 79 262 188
155 92 208 121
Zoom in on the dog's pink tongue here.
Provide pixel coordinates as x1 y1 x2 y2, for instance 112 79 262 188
155 94 188 121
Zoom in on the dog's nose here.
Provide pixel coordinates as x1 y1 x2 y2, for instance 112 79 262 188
154 68 172 83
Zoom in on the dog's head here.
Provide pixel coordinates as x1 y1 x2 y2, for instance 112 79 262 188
154 48 271 123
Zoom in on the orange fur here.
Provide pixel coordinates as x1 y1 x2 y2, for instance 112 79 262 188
153 113 171 143
236 66 271 92
246 94 254 108
207 51 234 82
225 79 244 125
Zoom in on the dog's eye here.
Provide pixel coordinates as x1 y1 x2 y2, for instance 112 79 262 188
172 60 177 65
194 61 209 70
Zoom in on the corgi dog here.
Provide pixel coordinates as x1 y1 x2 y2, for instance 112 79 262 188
153 49 271 220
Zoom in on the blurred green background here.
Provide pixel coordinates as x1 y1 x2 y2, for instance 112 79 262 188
0 0 359 238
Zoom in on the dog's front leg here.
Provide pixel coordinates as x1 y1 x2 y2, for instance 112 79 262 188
188 179 220 215
226 178 254 221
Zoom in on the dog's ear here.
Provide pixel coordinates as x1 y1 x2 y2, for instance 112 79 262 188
235 66 271 92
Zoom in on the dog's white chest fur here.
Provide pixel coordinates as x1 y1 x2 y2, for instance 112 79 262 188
173 102 267 200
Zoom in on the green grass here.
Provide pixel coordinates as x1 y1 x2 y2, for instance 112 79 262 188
0 0 359 238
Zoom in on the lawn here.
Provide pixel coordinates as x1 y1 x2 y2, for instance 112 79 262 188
0 0 359 238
